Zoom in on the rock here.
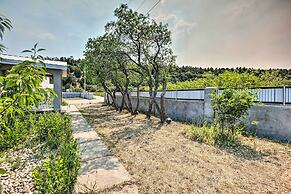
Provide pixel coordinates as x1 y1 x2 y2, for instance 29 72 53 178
0 147 42 194
166 117 172 124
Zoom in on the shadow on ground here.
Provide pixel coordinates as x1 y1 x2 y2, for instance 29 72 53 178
218 139 269 160
79 103 163 145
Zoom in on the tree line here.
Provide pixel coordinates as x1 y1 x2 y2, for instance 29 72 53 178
47 56 291 93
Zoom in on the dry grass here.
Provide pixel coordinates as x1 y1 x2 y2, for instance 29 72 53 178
77 103 291 194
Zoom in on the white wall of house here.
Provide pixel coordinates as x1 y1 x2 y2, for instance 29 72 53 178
41 76 54 89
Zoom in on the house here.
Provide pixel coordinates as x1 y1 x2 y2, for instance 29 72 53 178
0 54 67 111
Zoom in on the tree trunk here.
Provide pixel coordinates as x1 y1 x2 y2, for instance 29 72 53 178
126 91 134 114
119 91 126 112
134 85 140 114
160 78 167 123
112 91 118 111
147 83 154 118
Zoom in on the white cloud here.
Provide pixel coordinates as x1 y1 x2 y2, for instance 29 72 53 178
153 13 197 38
38 32 56 41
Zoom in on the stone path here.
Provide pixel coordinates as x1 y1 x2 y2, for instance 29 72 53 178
68 103 138 193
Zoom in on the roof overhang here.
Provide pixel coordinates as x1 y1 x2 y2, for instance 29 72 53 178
0 54 67 72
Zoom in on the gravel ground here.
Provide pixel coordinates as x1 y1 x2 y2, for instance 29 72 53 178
78 103 291 194
0 146 41 194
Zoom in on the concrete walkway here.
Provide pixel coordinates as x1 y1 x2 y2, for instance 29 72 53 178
67 101 138 193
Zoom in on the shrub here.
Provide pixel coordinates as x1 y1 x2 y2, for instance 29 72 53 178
0 113 39 151
33 155 66 194
210 89 257 136
33 113 80 194
36 113 72 150
33 140 80 194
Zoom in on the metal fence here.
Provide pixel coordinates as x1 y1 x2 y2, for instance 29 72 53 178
116 86 291 105
255 87 291 104
218 86 291 104
129 89 205 100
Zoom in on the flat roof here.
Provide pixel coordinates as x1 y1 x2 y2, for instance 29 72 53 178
0 54 67 71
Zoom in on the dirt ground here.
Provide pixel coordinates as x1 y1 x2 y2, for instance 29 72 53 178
77 103 291 194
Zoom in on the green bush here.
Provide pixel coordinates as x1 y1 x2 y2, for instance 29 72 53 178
0 113 39 151
210 89 257 136
33 140 80 194
0 112 80 193
33 155 66 194
33 113 80 194
36 113 72 150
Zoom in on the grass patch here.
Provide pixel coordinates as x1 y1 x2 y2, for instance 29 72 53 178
77 103 291 193
94 91 104 97
185 124 234 146
0 168 7 175
186 124 263 159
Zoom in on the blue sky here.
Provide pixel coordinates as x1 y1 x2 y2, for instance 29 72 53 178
1 0 291 68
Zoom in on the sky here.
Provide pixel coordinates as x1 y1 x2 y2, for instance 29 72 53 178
0 0 291 69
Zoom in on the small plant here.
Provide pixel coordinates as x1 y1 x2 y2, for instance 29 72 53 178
0 168 7 175
10 157 22 171
186 124 237 146
33 141 80 194
210 89 257 137
33 155 66 194
32 113 80 194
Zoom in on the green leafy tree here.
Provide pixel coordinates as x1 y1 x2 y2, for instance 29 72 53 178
211 89 257 137
0 45 55 130
84 34 120 110
0 14 12 52
0 61 55 125
106 4 175 122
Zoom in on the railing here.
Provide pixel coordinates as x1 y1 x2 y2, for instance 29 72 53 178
218 87 291 104
118 89 205 100
115 86 291 105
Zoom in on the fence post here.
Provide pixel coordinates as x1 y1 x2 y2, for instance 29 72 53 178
204 87 216 122
283 86 286 105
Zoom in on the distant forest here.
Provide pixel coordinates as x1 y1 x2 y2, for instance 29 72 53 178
167 65 291 83
45 56 291 91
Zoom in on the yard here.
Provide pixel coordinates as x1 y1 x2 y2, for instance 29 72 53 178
77 103 291 194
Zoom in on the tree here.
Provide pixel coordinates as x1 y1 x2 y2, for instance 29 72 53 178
210 89 257 137
84 34 120 110
84 32 144 114
0 14 12 52
0 61 55 128
1 44 55 130
106 4 175 122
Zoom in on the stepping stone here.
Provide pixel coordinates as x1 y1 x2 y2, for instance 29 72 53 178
79 139 112 162
76 156 132 193
73 131 101 143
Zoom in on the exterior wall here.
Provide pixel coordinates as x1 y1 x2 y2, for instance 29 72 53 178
115 96 204 122
248 105 291 140
111 92 291 141
41 76 54 89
